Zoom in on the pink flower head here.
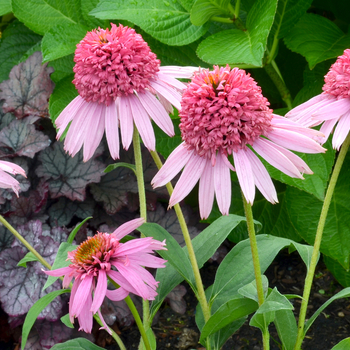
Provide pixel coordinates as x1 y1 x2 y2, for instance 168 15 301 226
56 23 198 161
44 218 166 333
152 66 325 219
286 49 350 150
0 160 26 196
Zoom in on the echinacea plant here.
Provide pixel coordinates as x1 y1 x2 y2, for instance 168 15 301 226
3 2 350 350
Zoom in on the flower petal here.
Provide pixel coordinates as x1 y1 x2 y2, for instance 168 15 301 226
312 97 350 120
214 153 232 215
119 96 134 150
113 218 145 240
105 99 121 159
333 111 350 150
158 66 198 78
70 274 93 318
149 80 182 110
77 292 93 333
90 270 107 313
198 160 215 219
105 286 129 301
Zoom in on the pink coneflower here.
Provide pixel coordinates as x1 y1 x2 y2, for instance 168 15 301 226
44 218 166 333
152 66 325 219
286 49 350 150
56 23 197 161
0 160 26 195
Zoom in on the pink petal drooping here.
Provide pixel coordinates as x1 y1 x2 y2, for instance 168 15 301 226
153 65 325 218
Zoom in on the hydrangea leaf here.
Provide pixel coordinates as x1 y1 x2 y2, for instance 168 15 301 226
48 197 95 227
90 166 137 214
0 0 11 15
165 284 187 314
190 0 232 26
48 74 77 124
0 52 55 119
81 0 109 29
196 0 278 66
42 24 89 63
12 0 84 35
90 0 209 46
0 117 51 158
50 338 105 350
284 13 350 69
0 225 14 253
0 21 42 83
36 141 105 201
48 55 75 84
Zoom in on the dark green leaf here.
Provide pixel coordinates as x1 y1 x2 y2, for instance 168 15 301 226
331 338 350 350
197 0 278 65
274 309 298 350
67 217 92 244
90 0 208 46
0 0 11 15
50 338 105 350
190 0 232 26
17 252 38 268
48 55 75 83
284 13 350 69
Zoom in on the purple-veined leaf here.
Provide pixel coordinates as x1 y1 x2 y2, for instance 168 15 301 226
165 284 187 314
0 116 50 158
48 196 95 227
90 166 137 215
0 225 14 253
147 205 200 247
36 141 105 201
35 319 72 349
101 298 134 327
0 52 54 119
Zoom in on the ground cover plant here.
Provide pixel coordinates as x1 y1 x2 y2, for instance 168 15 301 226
1 0 350 349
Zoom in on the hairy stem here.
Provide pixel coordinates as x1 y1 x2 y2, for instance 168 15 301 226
294 132 350 350
242 196 269 350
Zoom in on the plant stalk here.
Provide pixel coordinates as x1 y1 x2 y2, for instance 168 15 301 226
242 196 269 350
150 150 211 324
294 132 350 350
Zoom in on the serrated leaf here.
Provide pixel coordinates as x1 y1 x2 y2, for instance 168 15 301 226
12 0 84 35
48 74 78 124
81 0 109 28
48 55 75 83
21 289 70 350
197 0 278 65
190 0 232 26
0 225 14 252
324 255 350 288
284 13 350 69
36 141 105 201
48 197 95 227
90 0 208 46
50 338 105 350
271 0 313 39
90 166 137 214
0 21 42 83
42 24 89 63
263 138 336 201
0 117 51 158
0 0 11 15
0 52 55 119
286 151 350 270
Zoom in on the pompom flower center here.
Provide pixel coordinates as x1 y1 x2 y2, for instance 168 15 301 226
70 232 119 274
179 66 273 162
323 49 350 99
73 23 160 105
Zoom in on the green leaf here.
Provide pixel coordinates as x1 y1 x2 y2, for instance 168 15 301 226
284 13 350 69
67 217 92 244
0 21 42 83
60 313 74 329
274 309 298 350
42 242 77 291
42 24 89 62
238 275 269 302
250 288 293 333
17 252 38 268
147 214 247 319
12 0 84 35
271 0 313 39
199 297 258 343
331 338 350 350
190 0 232 26
21 289 71 350
154 119 182 159
90 0 208 46
49 74 78 124
288 241 315 272
48 54 75 83
51 338 105 350
286 153 350 270
0 0 11 15
138 222 196 290
104 162 136 174
81 0 109 28
305 287 350 334
324 255 350 287
197 0 278 66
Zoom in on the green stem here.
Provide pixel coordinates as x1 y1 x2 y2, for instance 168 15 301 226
125 296 152 350
294 132 350 350
242 196 269 350
94 314 126 350
0 215 51 270
2 215 127 349
150 150 211 324
233 0 240 19
132 126 151 345
264 62 292 110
